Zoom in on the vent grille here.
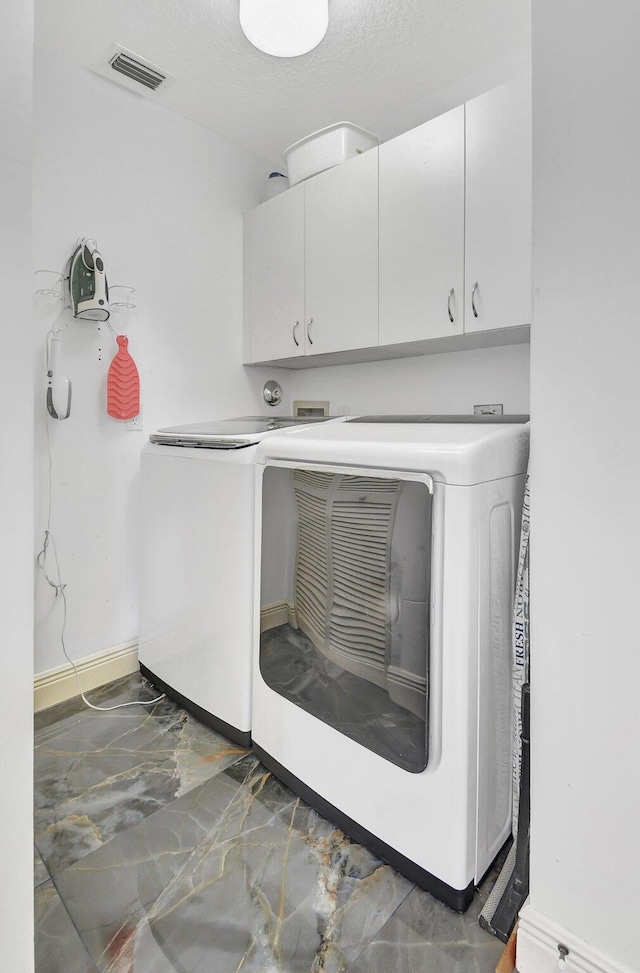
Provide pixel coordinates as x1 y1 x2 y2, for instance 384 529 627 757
109 52 166 91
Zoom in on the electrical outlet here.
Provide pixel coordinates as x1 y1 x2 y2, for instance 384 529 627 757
473 403 503 416
126 409 143 431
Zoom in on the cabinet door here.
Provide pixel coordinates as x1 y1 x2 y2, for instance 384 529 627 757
379 107 465 344
249 183 305 362
465 75 532 333
304 150 378 355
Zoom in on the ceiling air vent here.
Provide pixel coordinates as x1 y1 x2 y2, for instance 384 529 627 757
109 50 166 90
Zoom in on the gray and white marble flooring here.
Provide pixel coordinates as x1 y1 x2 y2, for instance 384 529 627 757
35 880 98 973
35 673 249 877
35 672 506 972
35 844 50 888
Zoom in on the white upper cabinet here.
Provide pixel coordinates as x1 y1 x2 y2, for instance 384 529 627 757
465 75 532 334
249 183 305 362
245 77 532 366
304 149 379 355
379 106 465 344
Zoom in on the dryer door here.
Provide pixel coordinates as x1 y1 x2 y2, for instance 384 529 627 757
260 462 433 773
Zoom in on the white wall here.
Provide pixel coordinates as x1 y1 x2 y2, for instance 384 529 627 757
518 3 640 971
0 1 34 969
33 47 275 675
378 49 530 147
285 342 530 417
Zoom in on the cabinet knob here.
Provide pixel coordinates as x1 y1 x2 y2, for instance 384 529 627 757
447 289 455 324
307 318 314 346
471 282 479 318
293 321 300 347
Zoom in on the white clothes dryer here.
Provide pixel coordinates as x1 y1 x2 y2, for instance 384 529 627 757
252 415 529 909
138 416 338 747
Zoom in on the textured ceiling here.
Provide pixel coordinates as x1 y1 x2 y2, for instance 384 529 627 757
35 0 530 164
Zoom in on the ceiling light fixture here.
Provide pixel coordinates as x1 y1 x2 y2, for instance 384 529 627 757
239 0 329 58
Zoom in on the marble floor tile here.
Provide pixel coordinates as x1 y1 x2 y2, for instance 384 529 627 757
35 880 98 973
345 869 505 973
35 673 159 742
35 675 249 876
475 942 509 973
55 754 412 973
35 844 49 887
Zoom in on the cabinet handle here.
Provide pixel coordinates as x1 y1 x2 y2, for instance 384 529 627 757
447 289 455 324
471 282 479 318
292 320 300 347
307 317 314 345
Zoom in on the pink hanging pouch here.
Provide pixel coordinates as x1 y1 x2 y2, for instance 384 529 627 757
107 335 140 420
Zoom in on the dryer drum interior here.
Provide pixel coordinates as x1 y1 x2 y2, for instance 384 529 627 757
260 465 432 773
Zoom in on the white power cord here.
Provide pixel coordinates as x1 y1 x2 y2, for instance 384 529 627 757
37 359 165 713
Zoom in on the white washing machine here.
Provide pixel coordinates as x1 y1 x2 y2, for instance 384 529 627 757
252 415 529 909
138 416 338 747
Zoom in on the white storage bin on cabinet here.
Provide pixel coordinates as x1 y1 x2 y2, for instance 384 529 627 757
283 121 380 186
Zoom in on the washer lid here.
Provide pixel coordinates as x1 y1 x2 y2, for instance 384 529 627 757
256 418 530 485
149 415 334 447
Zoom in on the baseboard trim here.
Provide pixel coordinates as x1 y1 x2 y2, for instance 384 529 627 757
517 903 636 973
260 600 296 633
34 640 139 713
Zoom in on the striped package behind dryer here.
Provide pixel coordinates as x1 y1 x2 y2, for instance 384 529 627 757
511 475 530 834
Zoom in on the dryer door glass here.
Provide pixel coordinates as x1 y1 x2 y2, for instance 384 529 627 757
260 465 431 773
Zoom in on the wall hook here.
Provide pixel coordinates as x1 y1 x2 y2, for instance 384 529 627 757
109 285 137 311
34 270 64 300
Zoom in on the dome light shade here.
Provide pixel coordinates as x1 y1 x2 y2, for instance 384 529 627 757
239 0 329 58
